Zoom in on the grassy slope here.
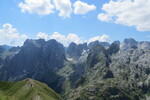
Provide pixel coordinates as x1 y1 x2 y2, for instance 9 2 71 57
0 78 61 100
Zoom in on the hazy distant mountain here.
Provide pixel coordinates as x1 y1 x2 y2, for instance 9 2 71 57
0 38 150 100
0 45 13 50
0 45 19 69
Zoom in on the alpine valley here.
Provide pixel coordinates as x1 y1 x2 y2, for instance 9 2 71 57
0 38 150 100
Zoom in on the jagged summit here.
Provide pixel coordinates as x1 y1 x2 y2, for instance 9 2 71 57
138 41 150 49
66 42 87 61
88 40 110 49
23 39 46 47
107 41 120 55
120 38 138 50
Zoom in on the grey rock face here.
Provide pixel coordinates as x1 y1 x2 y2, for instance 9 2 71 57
0 38 150 100
107 41 120 55
66 42 87 61
0 45 18 68
120 38 150 51
65 38 150 100
88 40 110 49
138 41 150 50
0 39 66 93
120 38 138 50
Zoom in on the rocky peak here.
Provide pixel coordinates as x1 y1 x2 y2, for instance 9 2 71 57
69 42 77 47
124 38 137 43
88 40 99 49
45 39 65 51
46 39 60 46
107 41 120 55
88 40 110 49
66 42 87 61
23 39 46 48
138 41 150 50
87 44 110 68
99 42 110 48
0 39 66 90
112 40 120 46
120 38 138 50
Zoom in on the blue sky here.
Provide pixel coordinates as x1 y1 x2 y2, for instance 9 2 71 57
0 0 150 46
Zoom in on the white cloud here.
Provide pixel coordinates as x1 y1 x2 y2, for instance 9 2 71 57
98 0 150 31
36 32 48 40
21 34 28 39
0 23 28 46
50 32 83 46
74 1 96 15
50 32 110 46
18 0 54 15
0 23 110 47
53 0 72 18
88 34 110 43
18 0 97 18
97 13 112 22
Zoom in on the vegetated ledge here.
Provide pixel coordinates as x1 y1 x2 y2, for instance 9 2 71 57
0 78 61 100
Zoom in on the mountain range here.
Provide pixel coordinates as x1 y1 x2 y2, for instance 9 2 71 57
0 38 150 100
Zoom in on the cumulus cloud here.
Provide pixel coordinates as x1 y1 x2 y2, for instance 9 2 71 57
74 1 96 15
18 0 54 15
18 0 98 18
0 23 28 46
49 32 110 46
36 32 48 40
50 32 83 46
21 34 28 39
98 0 150 31
97 13 111 22
18 0 72 18
53 0 72 18
88 34 110 43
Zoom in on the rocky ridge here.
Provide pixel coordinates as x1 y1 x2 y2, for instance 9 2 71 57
0 38 150 100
